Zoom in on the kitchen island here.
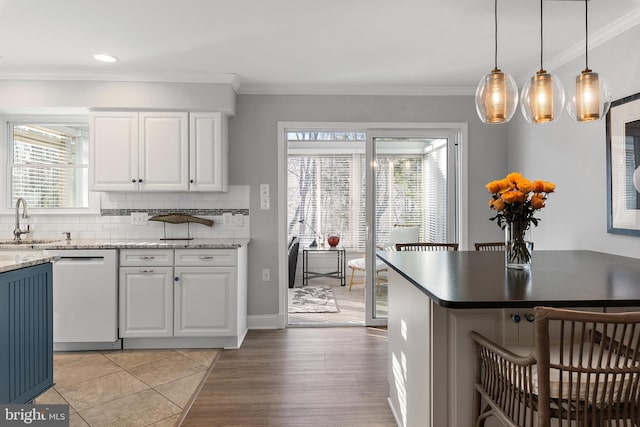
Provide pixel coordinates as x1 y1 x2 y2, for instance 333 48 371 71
377 250 640 427
0 251 55 403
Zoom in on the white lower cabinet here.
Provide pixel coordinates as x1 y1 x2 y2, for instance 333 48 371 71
119 266 174 337
118 247 247 347
174 266 236 336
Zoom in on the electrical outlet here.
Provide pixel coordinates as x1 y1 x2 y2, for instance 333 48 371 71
222 212 232 225
131 212 148 225
260 184 269 197
261 268 270 282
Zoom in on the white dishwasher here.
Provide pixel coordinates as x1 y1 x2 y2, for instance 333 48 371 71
45 249 118 346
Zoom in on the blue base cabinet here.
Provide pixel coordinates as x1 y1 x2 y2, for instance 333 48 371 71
0 263 53 403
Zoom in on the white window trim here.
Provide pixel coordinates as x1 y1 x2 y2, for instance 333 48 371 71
0 115 100 216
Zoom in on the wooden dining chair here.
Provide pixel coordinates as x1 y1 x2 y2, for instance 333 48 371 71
347 225 419 293
395 242 459 251
471 307 640 427
474 241 506 251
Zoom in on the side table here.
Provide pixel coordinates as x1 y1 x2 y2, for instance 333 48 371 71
302 245 346 287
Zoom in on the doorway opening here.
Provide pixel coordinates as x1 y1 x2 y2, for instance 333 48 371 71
278 122 468 327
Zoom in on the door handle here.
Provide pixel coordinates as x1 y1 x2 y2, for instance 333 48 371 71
139 269 154 273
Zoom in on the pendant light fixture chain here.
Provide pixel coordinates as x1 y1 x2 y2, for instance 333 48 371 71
584 0 589 70
494 0 498 70
540 0 544 71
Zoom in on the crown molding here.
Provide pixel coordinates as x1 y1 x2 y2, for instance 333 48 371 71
517 6 640 83
237 84 475 96
0 71 240 87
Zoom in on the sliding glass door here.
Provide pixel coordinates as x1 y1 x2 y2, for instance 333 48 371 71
282 125 462 327
365 131 458 325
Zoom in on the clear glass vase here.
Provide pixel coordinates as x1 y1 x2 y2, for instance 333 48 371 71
505 221 532 269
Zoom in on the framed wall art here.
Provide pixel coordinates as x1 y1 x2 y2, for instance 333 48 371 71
607 92 640 235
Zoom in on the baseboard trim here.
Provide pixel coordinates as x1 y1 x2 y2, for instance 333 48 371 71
248 314 281 329
122 336 238 349
54 340 122 351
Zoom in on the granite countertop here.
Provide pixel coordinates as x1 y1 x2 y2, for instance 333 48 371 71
0 250 56 273
0 238 251 250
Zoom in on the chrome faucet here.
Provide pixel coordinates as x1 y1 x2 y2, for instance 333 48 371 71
13 198 30 241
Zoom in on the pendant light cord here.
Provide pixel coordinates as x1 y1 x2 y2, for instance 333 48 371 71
494 0 498 69
540 0 544 70
585 0 589 69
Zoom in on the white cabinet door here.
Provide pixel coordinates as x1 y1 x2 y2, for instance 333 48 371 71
174 266 236 337
89 112 139 191
119 266 174 338
139 112 189 191
189 112 228 192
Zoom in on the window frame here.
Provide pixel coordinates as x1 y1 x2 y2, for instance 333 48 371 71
0 115 100 216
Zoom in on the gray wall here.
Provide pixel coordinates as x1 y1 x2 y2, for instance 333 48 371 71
229 94 508 316
508 24 640 257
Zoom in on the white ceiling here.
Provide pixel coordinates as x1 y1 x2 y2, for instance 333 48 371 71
0 0 639 95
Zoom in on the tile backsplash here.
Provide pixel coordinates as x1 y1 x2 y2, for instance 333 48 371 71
0 185 250 241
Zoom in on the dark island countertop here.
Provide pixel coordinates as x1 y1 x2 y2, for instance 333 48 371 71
377 250 640 309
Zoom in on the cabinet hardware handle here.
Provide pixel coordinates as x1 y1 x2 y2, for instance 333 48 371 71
199 256 214 260
138 179 143 183
139 269 154 273
174 277 179 282
524 313 535 322
139 256 155 260
131 179 136 183
190 179 194 183
510 314 521 323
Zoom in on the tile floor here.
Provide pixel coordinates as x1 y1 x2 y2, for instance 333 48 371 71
35 348 221 427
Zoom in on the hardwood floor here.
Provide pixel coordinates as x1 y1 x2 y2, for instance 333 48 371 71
179 327 396 427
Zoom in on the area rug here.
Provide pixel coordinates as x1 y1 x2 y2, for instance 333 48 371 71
288 286 339 313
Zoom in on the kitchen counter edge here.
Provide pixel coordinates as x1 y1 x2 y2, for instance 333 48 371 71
0 238 251 250
0 251 56 273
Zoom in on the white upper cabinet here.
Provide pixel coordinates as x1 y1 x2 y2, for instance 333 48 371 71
89 112 139 191
139 112 189 191
90 111 228 192
189 112 228 192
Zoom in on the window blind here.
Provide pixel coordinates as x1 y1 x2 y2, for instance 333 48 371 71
10 124 89 209
287 132 448 251
423 142 448 242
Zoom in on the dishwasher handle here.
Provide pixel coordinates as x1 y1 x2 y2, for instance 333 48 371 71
57 257 105 262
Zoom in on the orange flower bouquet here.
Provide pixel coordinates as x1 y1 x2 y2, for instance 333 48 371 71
486 172 555 268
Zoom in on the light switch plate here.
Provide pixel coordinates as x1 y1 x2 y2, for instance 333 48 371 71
260 197 270 210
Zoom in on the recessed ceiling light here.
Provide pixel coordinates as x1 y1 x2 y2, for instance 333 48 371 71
93 54 118 63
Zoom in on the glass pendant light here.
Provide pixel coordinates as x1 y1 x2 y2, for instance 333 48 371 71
475 0 518 124
566 0 611 122
521 0 565 124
